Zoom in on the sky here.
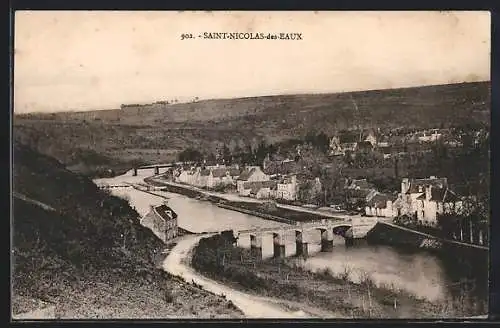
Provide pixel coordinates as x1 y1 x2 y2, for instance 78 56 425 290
14 11 490 113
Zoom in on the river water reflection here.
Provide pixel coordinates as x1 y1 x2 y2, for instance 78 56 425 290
96 170 488 313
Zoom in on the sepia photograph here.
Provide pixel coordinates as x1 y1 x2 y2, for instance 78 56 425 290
12 11 490 319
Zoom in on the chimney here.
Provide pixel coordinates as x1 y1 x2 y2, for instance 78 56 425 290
150 205 155 212
264 153 270 170
401 178 410 194
394 156 399 179
425 185 432 201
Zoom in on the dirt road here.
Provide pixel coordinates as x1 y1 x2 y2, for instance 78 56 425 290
162 234 327 319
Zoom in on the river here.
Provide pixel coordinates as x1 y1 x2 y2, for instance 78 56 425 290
96 170 488 316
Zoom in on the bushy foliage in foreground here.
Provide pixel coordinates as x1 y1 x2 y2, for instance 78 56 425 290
13 142 165 301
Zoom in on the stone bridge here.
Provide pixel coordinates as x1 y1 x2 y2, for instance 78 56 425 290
233 217 378 260
96 182 164 193
97 184 133 189
132 163 180 176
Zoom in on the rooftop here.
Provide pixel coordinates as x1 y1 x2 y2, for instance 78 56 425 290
154 204 178 220
348 179 374 190
237 167 257 181
406 177 448 194
367 193 391 209
243 180 277 193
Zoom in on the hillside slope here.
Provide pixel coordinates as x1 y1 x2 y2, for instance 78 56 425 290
18 81 490 128
12 142 243 319
13 81 490 177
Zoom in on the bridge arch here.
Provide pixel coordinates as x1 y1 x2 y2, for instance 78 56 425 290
235 220 355 259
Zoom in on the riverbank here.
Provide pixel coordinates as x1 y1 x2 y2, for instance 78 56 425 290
163 235 324 318
12 144 244 320
366 222 489 306
190 232 486 318
367 222 489 263
144 177 337 224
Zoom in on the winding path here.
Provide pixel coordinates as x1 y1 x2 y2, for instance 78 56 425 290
162 234 325 319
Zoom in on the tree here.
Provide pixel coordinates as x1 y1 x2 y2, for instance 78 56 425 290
232 144 243 164
206 152 216 164
319 163 347 206
178 148 203 163
305 131 316 145
241 144 254 165
298 181 313 204
255 141 269 165
315 132 330 154
222 144 232 164
368 176 399 193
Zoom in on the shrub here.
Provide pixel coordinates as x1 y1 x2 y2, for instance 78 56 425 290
339 265 352 282
358 270 376 289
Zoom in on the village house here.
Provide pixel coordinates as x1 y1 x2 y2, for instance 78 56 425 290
175 166 200 186
176 165 241 189
330 130 380 157
417 129 443 143
310 177 323 199
140 203 178 243
364 192 398 218
345 179 378 210
400 176 448 215
195 168 210 188
329 132 360 156
245 180 277 199
206 167 241 189
346 178 374 191
379 144 393 159
398 176 462 226
297 177 323 204
237 166 270 196
275 174 299 201
263 154 301 176
414 185 463 226
356 141 374 154
377 141 390 148
363 130 377 147
329 136 344 156
341 142 358 153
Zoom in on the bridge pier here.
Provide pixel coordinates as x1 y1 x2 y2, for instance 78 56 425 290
154 166 159 175
273 232 286 259
345 237 367 247
250 234 263 261
133 168 138 176
319 228 334 252
295 230 308 258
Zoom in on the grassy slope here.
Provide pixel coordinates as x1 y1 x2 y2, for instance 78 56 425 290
13 82 490 176
12 142 243 319
21 81 490 128
192 234 485 318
